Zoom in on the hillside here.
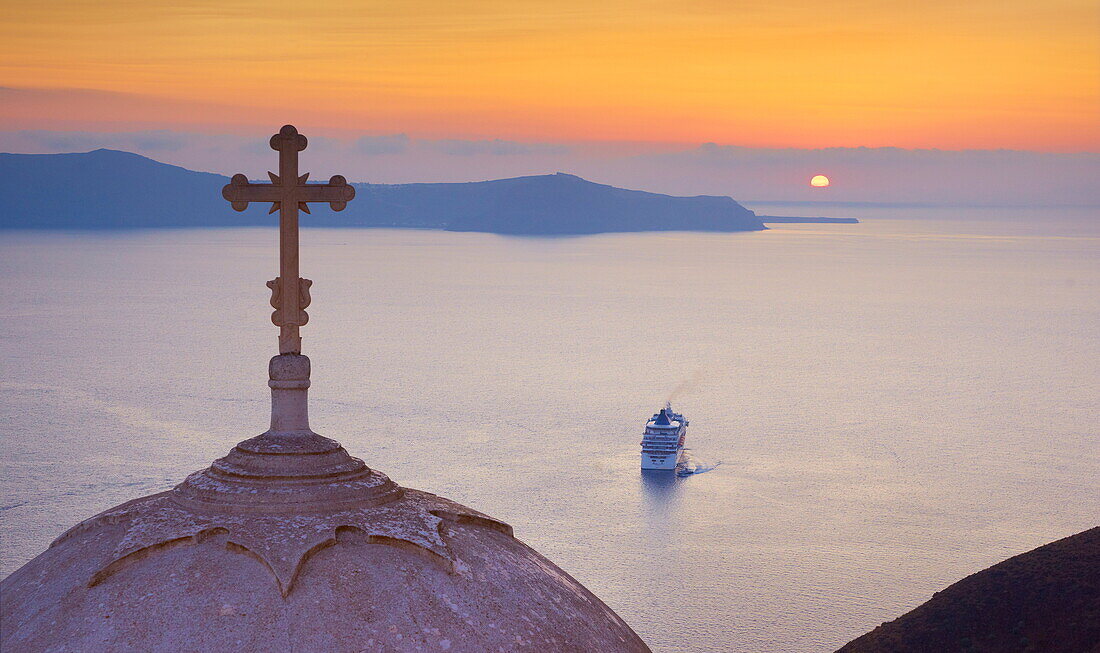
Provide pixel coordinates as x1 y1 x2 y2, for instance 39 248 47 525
0 150 235 229
839 527 1100 653
358 174 763 234
0 150 765 234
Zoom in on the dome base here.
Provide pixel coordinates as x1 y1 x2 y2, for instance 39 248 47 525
3 484 649 652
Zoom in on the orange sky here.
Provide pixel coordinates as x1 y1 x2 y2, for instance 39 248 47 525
1 0 1097 150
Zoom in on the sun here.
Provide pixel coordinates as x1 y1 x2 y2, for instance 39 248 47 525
810 174 830 188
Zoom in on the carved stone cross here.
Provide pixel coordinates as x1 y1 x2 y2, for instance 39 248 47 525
222 125 355 354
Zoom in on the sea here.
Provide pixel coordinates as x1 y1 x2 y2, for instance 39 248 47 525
1 207 1097 652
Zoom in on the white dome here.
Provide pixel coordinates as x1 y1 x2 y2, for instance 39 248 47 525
0 356 648 652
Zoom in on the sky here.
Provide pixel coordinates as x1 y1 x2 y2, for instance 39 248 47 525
1 1 1098 204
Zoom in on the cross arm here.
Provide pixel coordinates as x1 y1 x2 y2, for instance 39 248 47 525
222 173 355 212
297 175 355 209
222 174 281 209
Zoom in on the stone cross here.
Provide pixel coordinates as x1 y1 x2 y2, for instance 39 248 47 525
222 125 355 354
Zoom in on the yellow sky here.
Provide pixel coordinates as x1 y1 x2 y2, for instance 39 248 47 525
1 0 1097 149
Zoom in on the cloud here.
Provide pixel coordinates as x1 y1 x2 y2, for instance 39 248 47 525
352 134 569 156
633 144 1100 205
429 138 570 156
354 134 410 155
8 129 189 153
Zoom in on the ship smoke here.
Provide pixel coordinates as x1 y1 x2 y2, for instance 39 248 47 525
667 368 705 403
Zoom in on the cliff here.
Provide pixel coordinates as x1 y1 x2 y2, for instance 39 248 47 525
839 527 1100 653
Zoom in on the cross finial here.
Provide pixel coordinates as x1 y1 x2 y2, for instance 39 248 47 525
221 125 355 354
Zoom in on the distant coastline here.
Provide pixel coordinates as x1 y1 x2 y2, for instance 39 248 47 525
0 150 769 235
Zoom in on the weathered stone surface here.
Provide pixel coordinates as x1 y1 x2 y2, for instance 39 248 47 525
2 482 647 652
0 352 648 650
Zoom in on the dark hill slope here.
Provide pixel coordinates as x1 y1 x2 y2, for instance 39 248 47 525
358 173 763 234
840 526 1100 653
0 150 237 229
0 150 764 234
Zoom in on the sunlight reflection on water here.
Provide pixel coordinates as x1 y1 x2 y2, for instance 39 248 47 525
1 213 1097 652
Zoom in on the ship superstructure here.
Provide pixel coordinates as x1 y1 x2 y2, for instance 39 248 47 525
641 402 687 470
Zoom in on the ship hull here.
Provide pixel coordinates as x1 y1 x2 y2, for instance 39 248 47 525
641 447 683 470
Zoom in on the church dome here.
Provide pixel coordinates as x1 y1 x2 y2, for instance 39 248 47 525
0 354 648 652
0 126 649 652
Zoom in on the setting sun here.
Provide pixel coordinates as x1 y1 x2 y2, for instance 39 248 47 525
810 175 830 188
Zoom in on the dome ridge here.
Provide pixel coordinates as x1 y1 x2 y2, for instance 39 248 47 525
62 488 512 598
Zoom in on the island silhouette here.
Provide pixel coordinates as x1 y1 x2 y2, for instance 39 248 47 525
1 149 767 235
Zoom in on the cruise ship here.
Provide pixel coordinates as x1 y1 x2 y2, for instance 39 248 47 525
641 402 687 470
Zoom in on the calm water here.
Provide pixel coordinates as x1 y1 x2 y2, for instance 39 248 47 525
1 213 1097 652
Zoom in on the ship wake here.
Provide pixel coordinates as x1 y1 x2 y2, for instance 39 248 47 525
676 450 722 477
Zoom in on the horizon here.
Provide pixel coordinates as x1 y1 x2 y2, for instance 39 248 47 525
3 140 1098 207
